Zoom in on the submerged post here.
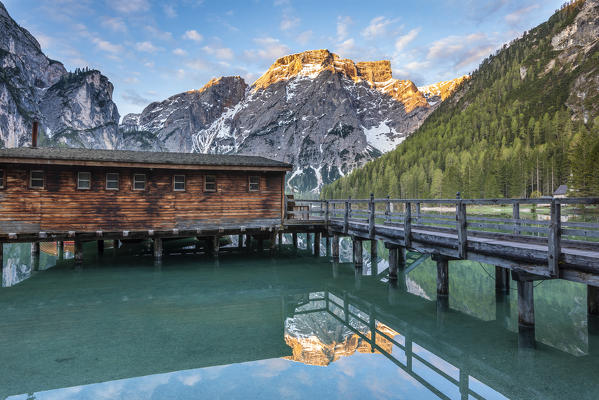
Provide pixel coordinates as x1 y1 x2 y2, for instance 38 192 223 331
314 232 321 256
388 246 398 280
246 235 252 253
332 234 340 260
31 242 40 256
370 240 377 265
495 266 510 293
325 235 331 256
513 271 535 348
153 237 162 260
353 237 363 268
97 240 104 254
74 240 83 264
292 232 298 248
238 234 243 249
213 236 220 257
434 255 449 297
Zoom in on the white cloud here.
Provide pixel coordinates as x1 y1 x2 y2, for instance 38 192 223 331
135 41 161 53
101 17 127 33
427 33 497 70
144 61 155 68
122 89 151 106
176 69 185 79
203 46 234 60
124 76 140 83
145 26 173 41
505 4 540 26
362 16 395 39
106 0 149 13
395 28 421 52
92 38 123 54
296 30 312 45
337 38 355 55
185 58 209 70
280 14 300 31
163 4 177 18
337 16 353 41
244 37 290 61
173 48 187 56
182 30 203 42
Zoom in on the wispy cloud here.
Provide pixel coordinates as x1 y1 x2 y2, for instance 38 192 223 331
182 30 203 42
244 37 290 61
395 28 421 52
337 16 353 41
185 58 209 70
362 16 396 39
122 89 152 105
135 41 161 53
101 17 127 33
296 30 312 45
106 0 150 13
92 37 123 54
280 14 300 31
203 45 234 60
163 4 177 18
172 48 187 56
505 4 540 26
427 33 497 70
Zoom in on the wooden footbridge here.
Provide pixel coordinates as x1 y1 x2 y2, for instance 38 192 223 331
286 195 599 340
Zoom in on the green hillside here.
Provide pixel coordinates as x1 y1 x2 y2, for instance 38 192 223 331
322 0 599 199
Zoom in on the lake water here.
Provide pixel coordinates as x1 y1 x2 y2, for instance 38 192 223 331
1 236 598 400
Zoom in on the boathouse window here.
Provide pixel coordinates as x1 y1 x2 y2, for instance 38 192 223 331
0 169 4 188
204 175 216 192
30 170 44 189
249 176 260 192
77 172 91 190
133 174 146 190
106 173 119 190
173 175 185 191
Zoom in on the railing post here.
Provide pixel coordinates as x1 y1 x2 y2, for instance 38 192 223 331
416 202 421 224
325 200 330 225
456 199 467 259
344 200 349 233
548 200 561 277
385 195 391 224
348 196 352 219
404 202 412 248
513 202 520 235
368 193 375 238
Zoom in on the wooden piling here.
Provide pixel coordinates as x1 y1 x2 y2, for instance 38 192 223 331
495 266 510 293
292 233 298 248
0 243 3 274
388 247 398 280
238 234 243 249
517 280 534 328
246 235 252 253
74 240 83 264
353 238 363 268
31 242 40 256
278 232 283 245
314 232 321 256
435 256 449 297
269 231 276 255
588 285 599 316
306 233 312 250
97 240 104 254
213 236 220 257
258 237 264 251
332 234 339 260
325 236 331 255
370 240 377 264
153 237 162 260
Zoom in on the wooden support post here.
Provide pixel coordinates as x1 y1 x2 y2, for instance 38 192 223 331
353 238 363 269
388 246 398 280
238 234 243 249
456 201 467 259
258 237 264 251
0 243 3 274
292 232 298 248
415 202 421 224
314 232 321 256
517 279 534 328
246 235 252 252
344 200 349 233
589 285 599 316
370 240 377 264
398 247 406 270
548 200 561 277
74 240 83 264
332 234 340 260
368 193 375 238
325 236 331 256
325 201 330 225
495 266 510 293
404 202 412 248
31 242 40 256
435 256 449 297
269 231 276 255
306 233 311 251
348 196 352 219
153 237 162 260
513 203 520 235
97 240 104 254
213 236 220 257
385 195 391 224
57 241 64 256
278 232 283 245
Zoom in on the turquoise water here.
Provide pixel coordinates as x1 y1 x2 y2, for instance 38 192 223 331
1 236 598 400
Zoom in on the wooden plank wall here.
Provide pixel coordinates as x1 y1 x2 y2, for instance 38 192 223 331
0 164 284 233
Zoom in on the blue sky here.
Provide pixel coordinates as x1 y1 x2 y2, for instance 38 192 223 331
4 0 565 117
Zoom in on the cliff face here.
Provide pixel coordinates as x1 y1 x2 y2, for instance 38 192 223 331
123 49 465 192
0 1 120 148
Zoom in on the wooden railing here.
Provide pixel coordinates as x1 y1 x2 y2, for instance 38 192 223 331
285 196 599 276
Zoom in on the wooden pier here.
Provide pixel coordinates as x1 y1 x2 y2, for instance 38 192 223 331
287 195 599 343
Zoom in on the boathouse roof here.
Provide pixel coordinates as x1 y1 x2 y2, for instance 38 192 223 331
0 147 292 170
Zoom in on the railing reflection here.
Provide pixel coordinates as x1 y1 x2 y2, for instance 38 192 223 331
283 290 508 400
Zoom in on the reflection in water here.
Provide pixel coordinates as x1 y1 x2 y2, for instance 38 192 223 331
0 239 598 400
1 243 62 287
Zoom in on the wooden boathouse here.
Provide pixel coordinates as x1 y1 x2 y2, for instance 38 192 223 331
0 146 291 260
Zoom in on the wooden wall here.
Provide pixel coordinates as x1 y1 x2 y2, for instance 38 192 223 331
0 164 285 233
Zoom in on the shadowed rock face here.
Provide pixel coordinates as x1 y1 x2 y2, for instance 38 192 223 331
0 2 120 149
121 50 465 193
